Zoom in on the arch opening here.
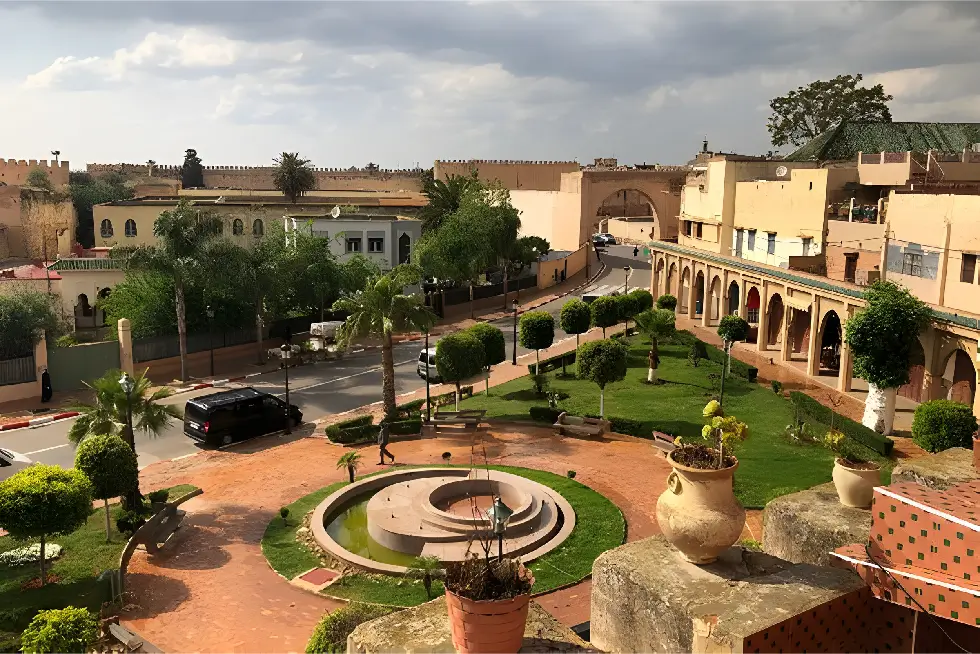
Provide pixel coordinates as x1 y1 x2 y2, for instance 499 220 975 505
898 339 926 403
727 281 740 316
942 349 975 406
694 271 705 316
818 310 842 375
766 294 784 346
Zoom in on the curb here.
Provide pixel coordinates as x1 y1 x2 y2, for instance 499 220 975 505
0 411 81 432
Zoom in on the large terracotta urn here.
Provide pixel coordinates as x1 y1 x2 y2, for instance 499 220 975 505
445 589 530 654
656 451 745 564
831 458 881 508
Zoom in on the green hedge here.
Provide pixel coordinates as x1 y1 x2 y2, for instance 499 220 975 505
911 400 978 453
528 351 576 375
389 418 423 435
395 399 425 418
586 414 645 437
789 391 894 455
306 602 395 653
430 386 474 407
327 423 379 444
335 415 374 429
673 331 758 383
529 406 563 423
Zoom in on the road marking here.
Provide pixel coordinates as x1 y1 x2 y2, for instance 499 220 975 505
24 443 70 456
171 453 199 461
271 358 418 396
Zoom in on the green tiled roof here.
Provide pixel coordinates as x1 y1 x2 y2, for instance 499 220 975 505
785 122 980 161
47 258 121 271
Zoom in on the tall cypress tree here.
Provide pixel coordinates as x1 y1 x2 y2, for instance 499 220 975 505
181 148 205 188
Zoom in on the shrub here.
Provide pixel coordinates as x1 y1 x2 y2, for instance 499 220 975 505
656 294 677 311
519 311 555 373
789 391 893 455
589 296 620 336
587 414 644 436
54 334 78 348
280 507 290 524
395 399 425 418
559 299 592 340
335 415 374 429
327 423 380 444
629 289 654 313
577 339 628 418
115 502 152 536
566 470 576 479
306 603 395 653
529 406 562 423
530 373 549 396
20 607 98 654
146 489 169 504
436 331 485 407
0 543 63 567
74 434 140 540
388 418 423 435
911 400 978 453
771 380 783 394
615 293 641 324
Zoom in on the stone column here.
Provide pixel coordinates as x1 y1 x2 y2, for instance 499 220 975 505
738 279 748 320
700 266 711 328
650 256 659 297
687 263 697 320
757 281 769 353
973 360 980 421
806 297 821 377
33 334 49 398
837 305 854 393
118 318 135 375
780 307 793 363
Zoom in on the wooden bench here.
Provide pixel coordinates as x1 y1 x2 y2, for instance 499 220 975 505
421 409 486 436
652 430 678 455
553 412 610 438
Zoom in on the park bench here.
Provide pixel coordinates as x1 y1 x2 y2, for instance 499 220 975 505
422 409 486 436
553 412 610 438
652 430 678 455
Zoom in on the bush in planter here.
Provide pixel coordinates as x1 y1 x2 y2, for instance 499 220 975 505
529 406 562 423
146 489 170 505
20 607 98 654
444 556 534 653
656 294 677 311
306 603 395 654
911 400 979 453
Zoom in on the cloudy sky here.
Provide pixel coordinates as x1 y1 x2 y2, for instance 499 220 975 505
1 1 979 169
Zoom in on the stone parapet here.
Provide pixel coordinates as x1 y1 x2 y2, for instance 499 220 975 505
590 535 866 653
762 482 872 565
347 596 593 653
890 446 978 489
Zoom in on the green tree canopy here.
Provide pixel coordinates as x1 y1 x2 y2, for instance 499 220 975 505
560 299 591 338
576 339 628 417
589 295 620 337
519 310 555 374
616 293 641 323
0 290 63 358
629 289 654 313
273 152 317 203
845 280 931 389
0 465 93 585
656 294 677 311
74 434 139 541
419 171 479 233
68 173 134 248
435 331 485 408
181 148 204 188
25 168 55 191
717 315 750 345
768 74 893 147
468 322 506 395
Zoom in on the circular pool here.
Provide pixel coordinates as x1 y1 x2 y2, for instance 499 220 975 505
312 467 576 574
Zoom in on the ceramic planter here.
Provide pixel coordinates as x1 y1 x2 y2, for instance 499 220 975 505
656 451 745 564
832 458 881 508
445 588 530 654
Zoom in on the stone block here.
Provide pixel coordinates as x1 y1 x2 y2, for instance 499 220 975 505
762 482 872 565
347 596 593 653
590 535 866 654
890 447 978 490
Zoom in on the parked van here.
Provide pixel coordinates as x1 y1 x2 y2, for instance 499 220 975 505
183 388 302 447
416 348 441 383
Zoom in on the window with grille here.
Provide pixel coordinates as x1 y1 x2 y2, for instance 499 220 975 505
902 252 923 277
767 233 776 255
347 238 362 253
100 219 113 238
961 254 977 283
124 219 137 237
368 237 384 253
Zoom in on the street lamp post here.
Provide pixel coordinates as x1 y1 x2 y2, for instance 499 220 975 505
511 300 518 365
281 343 292 435
624 266 631 293
119 372 138 507
206 304 215 378
424 329 431 423
486 497 514 561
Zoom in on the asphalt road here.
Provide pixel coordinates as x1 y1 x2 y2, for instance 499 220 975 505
3 245 650 470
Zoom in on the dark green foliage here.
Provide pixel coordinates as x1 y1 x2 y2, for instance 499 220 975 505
395 399 426 418
0 290 64 359
325 423 379 444
73 435 139 503
577 339 628 390
419 171 479 233
68 174 134 248
656 294 677 311
115 502 152 536
615 293 641 323
790 391 893 455
589 296 620 335
566 470 576 479
146 489 169 504
586 414 644 436
180 148 204 188
531 373 549 395
468 323 506 368
388 418 422 435
559 299 591 337
529 406 562 423
717 315 750 344
911 400 978 453
25 168 55 191
771 380 783 394
429 386 474 408
688 339 706 367
334 415 375 429
280 507 290 524
527 351 576 375
20 607 98 654
629 289 654 313
0 466 92 543
844 281 931 389
436 331 485 391
519 311 555 352
306 603 396 653
273 152 317 203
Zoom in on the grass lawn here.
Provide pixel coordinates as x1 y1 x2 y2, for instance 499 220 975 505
0 483 199 646
458 336 890 508
261 465 625 607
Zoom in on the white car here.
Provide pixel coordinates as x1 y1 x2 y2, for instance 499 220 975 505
416 348 442 383
0 448 32 481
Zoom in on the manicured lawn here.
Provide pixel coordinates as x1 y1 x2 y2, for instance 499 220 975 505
261 465 625 607
458 336 889 508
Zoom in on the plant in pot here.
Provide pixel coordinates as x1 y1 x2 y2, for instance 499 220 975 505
656 400 748 564
823 430 881 508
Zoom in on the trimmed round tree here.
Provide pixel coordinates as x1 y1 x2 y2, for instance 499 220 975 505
74 434 139 542
560 299 592 375
577 339 628 418
717 315 750 407
656 294 678 311
435 331 485 409
629 289 654 313
519 310 555 375
635 308 676 382
468 323 506 395
590 296 620 338
911 400 978 453
845 281 932 435
20 607 98 654
0 465 92 586
616 293 641 335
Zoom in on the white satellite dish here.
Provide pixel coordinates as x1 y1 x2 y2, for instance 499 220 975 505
330 206 341 218
775 166 788 178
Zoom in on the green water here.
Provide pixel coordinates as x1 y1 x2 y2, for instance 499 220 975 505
325 496 420 567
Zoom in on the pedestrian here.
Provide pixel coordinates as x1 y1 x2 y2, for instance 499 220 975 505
378 418 395 465
40 369 52 403
633 246 639 258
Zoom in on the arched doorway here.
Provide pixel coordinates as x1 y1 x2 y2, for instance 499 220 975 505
709 275 722 321
655 259 665 296
680 267 691 312
97 288 111 327
943 350 976 406
767 294 784 346
746 287 760 324
398 233 411 265
818 311 842 374
898 339 926 403
595 189 659 240
695 271 705 316
790 307 811 355
727 281 740 316
667 263 677 297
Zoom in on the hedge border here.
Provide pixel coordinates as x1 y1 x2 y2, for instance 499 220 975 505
528 352 576 375
673 331 758 383
789 391 894 455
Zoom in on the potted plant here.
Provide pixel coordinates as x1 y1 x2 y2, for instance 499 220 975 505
656 400 748 564
824 430 880 508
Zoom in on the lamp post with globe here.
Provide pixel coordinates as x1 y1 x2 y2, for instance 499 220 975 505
486 497 514 561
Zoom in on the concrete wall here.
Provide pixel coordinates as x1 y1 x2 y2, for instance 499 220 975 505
537 244 588 290
0 336 47 404
825 221 885 282
20 190 75 260
433 160 579 191
0 159 69 188
510 190 560 244
58 268 126 324
606 218 657 243
857 152 917 186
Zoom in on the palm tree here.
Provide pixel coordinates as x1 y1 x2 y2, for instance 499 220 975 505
273 152 317 204
406 555 443 600
336 451 362 483
635 308 676 383
116 199 223 381
68 368 182 502
333 265 437 418
420 172 479 233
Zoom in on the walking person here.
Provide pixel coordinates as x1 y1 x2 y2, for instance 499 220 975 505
378 418 395 465
633 245 639 258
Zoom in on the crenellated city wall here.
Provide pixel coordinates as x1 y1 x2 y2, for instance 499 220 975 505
0 158 70 187
433 159 581 191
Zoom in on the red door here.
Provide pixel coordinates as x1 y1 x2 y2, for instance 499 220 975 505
898 341 926 403
949 351 976 406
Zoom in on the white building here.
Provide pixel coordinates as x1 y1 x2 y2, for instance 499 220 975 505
284 213 421 271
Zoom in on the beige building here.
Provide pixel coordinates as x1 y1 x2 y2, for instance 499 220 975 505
0 185 75 261
46 256 125 336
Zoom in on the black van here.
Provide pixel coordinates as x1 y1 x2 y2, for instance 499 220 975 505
183 387 303 447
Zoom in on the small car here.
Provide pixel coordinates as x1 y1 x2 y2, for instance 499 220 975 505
599 233 618 245
184 387 302 447
416 348 442 383
0 448 32 481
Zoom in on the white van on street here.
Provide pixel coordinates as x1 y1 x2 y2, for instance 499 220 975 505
416 348 441 383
